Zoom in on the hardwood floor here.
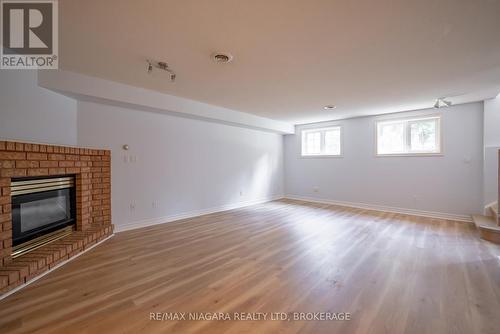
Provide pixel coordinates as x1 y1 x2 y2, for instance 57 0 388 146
1 199 499 334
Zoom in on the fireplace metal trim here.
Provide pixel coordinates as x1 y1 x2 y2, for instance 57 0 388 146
11 176 77 253
12 226 74 258
11 177 74 196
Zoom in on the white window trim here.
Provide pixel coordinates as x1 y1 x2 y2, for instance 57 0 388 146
300 125 344 158
374 113 443 157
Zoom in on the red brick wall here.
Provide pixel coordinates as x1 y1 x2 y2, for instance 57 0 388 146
0 140 112 267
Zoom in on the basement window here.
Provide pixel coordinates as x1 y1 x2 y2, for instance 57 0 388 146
301 126 342 157
376 115 442 156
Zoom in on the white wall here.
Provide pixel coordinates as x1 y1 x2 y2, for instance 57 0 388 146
484 147 498 207
484 96 500 147
483 96 500 207
0 71 77 145
284 103 484 218
77 101 284 231
0 70 490 224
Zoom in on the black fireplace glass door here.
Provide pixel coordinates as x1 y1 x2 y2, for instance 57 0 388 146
20 195 69 231
12 188 76 246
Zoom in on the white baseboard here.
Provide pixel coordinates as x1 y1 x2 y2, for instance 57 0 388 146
0 234 115 301
114 195 284 233
115 193 473 233
285 195 473 223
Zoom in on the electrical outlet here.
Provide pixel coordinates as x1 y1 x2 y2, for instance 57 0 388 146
152 200 159 209
313 186 319 193
130 202 136 211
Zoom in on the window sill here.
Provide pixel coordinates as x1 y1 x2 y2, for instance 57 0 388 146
300 154 344 159
375 153 443 157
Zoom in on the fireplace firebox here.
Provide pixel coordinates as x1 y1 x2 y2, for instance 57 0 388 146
11 176 76 257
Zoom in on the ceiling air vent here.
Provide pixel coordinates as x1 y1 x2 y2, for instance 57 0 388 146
211 52 233 64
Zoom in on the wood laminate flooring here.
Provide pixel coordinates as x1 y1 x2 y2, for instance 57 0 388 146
1 199 499 334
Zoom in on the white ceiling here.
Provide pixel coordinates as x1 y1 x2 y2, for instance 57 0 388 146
59 0 500 124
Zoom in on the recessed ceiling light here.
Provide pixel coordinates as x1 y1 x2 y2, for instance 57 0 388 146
323 105 337 110
211 52 233 64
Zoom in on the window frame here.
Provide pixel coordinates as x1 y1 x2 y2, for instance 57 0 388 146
374 113 443 157
300 125 344 158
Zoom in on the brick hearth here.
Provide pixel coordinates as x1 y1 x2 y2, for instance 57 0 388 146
0 140 113 295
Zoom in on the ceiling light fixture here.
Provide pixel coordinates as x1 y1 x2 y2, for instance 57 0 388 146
433 98 452 109
323 105 337 110
211 52 233 64
146 59 176 82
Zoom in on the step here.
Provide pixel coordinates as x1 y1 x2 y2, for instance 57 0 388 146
472 215 500 244
489 203 499 224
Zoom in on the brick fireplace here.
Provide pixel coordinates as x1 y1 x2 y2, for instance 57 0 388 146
0 141 113 295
